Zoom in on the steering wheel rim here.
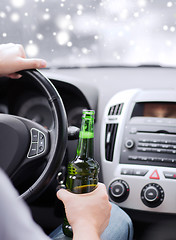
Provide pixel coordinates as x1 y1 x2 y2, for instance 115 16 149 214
14 69 68 201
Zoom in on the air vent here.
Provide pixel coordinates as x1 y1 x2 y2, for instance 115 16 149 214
105 123 118 161
108 103 124 116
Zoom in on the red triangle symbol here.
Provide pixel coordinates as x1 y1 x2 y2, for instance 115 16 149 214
149 170 160 180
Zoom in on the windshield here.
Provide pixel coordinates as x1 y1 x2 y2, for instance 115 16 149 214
0 0 175 67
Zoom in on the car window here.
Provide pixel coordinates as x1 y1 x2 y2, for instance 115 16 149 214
0 0 175 67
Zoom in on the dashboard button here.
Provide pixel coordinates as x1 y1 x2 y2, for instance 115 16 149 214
133 169 148 176
163 171 176 179
141 183 164 208
109 179 130 203
31 129 38 142
140 157 148 161
128 156 138 160
111 183 124 198
144 187 158 202
38 133 45 154
125 139 134 149
28 143 38 157
39 132 44 140
149 170 160 179
121 168 133 175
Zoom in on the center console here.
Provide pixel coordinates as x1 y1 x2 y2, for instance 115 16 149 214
101 89 176 213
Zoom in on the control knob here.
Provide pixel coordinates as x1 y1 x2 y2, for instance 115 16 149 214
125 139 134 149
109 179 130 203
141 183 164 208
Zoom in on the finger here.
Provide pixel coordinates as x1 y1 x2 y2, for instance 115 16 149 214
17 58 47 70
17 44 26 58
0 43 15 49
7 73 22 79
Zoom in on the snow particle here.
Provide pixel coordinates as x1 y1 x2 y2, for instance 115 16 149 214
66 15 71 20
77 10 82 15
67 41 72 47
37 33 44 40
170 26 175 32
82 48 90 54
6 6 11 12
94 35 99 40
77 4 83 10
56 31 70 45
166 40 172 46
163 25 168 31
10 0 25 8
167 1 173 7
0 12 6 18
134 12 139 18
120 9 128 20
43 13 50 20
10 13 20 22
137 0 147 7
25 43 39 57
2 33 7 37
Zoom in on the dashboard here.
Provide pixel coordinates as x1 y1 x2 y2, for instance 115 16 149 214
1 66 176 228
0 76 92 130
101 88 176 214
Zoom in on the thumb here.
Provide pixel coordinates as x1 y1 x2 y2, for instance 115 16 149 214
57 189 72 203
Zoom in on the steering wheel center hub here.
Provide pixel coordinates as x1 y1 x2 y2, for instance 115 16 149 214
0 114 29 176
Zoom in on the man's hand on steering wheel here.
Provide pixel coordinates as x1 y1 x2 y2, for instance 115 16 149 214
0 43 47 78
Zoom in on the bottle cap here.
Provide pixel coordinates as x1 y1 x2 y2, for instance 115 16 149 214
82 109 95 119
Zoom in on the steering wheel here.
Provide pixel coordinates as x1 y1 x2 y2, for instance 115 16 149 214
0 69 68 201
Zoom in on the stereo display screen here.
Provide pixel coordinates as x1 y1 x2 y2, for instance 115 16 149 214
132 102 176 118
144 103 176 118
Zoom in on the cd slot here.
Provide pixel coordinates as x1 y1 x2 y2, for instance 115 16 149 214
137 130 176 135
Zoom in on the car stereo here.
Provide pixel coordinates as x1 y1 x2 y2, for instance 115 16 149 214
101 89 176 214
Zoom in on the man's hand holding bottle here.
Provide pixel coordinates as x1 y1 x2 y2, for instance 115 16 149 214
57 183 111 240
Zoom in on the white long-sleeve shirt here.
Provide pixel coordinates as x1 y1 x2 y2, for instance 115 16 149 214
0 168 51 240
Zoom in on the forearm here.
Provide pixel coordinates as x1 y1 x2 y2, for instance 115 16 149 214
73 232 100 240
73 223 100 240
73 226 100 240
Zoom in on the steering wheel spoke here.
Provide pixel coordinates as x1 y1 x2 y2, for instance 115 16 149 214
19 117 50 160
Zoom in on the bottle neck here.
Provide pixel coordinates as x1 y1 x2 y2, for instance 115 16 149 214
76 115 94 160
77 137 94 159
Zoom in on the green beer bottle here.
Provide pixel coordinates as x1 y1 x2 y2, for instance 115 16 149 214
62 109 100 237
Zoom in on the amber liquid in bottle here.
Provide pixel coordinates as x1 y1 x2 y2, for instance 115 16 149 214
62 110 99 237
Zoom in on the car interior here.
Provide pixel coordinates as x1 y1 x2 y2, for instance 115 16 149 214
1 1 176 239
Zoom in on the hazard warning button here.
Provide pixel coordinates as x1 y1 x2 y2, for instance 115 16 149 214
149 170 160 180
